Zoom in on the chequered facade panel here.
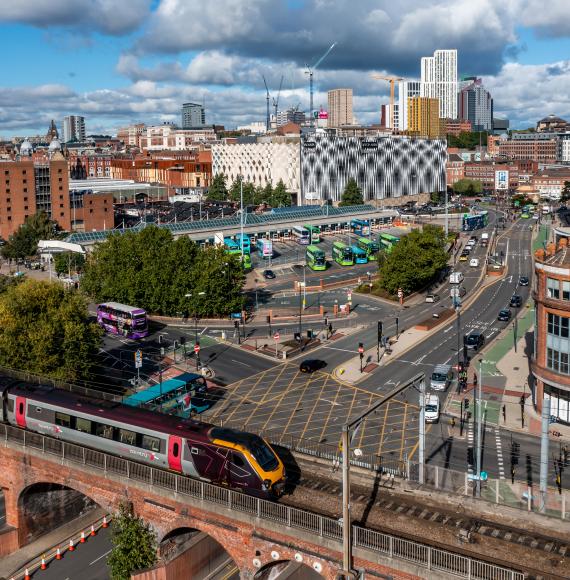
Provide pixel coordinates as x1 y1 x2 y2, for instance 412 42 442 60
300 134 447 202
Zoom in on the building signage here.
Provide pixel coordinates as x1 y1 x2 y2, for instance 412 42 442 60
303 141 316 149
361 140 378 150
495 170 509 190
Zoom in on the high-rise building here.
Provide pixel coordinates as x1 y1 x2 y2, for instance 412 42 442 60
397 81 421 131
458 78 493 132
407 97 443 139
327 89 354 128
420 49 458 119
276 109 306 127
181 102 206 128
62 116 86 143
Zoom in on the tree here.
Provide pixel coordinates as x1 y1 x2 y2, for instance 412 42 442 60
108 503 157 580
0 279 102 380
378 225 448 296
207 174 228 201
447 131 488 150
54 252 86 277
452 178 482 196
561 181 570 202
0 211 59 261
339 178 364 206
272 179 291 207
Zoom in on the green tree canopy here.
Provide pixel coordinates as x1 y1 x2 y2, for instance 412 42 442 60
378 225 448 295
54 252 86 277
108 503 157 580
452 178 482 196
80 226 245 317
0 211 59 261
561 181 570 202
339 178 364 207
0 279 101 380
272 179 291 207
206 173 228 201
447 131 488 150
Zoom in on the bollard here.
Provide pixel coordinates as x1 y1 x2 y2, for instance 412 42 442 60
41 556 47 570
102 516 109 528
24 569 30 580
69 539 75 552
90 525 96 536
55 548 62 560
80 531 86 543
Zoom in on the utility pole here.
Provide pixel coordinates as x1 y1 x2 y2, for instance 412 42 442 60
476 358 483 497
540 397 551 513
419 377 425 484
377 321 382 363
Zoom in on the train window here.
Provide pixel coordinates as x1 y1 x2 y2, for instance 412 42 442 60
76 417 92 434
95 423 114 439
55 412 72 428
7 399 14 413
141 435 161 453
119 429 137 446
190 447 199 455
233 454 245 468
173 442 179 457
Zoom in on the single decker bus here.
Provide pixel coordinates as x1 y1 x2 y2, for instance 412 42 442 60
332 241 354 266
306 245 326 271
357 237 380 260
303 225 321 244
351 245 368 264
292 225 310 245
224 238 241 254
97 302 149 339
258 238 273 259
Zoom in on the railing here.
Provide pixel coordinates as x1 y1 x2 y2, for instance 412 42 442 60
1 424 523 580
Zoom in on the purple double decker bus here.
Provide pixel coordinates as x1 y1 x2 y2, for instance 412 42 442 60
96 302 148 339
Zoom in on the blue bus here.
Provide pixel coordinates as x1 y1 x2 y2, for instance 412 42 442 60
462 211 489 231
351 245 368 264
351 219 370 236
237 234 251 253
224 238 241 254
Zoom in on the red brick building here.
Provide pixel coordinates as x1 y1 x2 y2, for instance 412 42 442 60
497 138 557 163
533 240 570 424
463 161 519 191
444 119 472 136
531 169 570 198
446 153 465 186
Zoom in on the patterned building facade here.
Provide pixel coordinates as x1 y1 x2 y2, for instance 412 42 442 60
300 134 446 203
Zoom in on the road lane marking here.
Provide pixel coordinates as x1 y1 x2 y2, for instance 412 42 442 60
231 359 252 368
90 549 112 566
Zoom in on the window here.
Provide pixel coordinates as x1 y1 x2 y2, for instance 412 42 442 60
95 423 114 439
22 170 26 175
547 277 560 299
233 453 245 467
141 435 161 452
119 428 136 446
8 399 14 413
24 206 28 211
547 348 570 374
76 417 92 434
563 281 570 301
172 442 180 457
6 207 10 213
60 203 64 208
24 197 28 201
23 179 26 184
548 313 570 338
23 188 27 193
58 177 63 182
6 198 10 203
58 169 62 174
55 412 72 428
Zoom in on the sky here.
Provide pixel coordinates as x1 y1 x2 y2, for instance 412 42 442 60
1 0 570 137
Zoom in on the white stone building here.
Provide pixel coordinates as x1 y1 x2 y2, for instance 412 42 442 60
421 49 458 119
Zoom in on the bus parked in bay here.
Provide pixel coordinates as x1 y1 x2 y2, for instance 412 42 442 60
303 224 321 244
306 245 327 271
351 219 370 236
332 241 354 266
237 234 251 253
357 237 380 260
350 245 368 264
97 302 149 339
258 238 273 259
224 238 241 254
379 232 400 253
292 225 310 245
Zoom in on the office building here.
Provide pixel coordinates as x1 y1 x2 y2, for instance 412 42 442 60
139 124 216 151
327 89 354 128
276 108 306 127
492 118 509 134
498 138 557 163
407 97 443 139
420 49 458 119
181 102 206 128
445 119 472 136
463 161 519 191
380 104 398 130
458 78 493 132
446 153 465 186
537 115 568 133
116 123 146 147
62 116 86 143
397 81 421 131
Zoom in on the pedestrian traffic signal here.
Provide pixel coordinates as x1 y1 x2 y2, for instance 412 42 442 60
464 398 470 410
180 336 186 345
234 320 239 328
377 321 383 343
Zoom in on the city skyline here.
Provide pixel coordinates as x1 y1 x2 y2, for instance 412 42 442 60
0 0 570 136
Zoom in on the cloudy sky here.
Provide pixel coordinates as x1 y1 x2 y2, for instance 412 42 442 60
1 0 570 137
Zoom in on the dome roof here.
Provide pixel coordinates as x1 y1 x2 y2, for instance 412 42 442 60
48 138 62 152
539 114 567 124
20 139 33 154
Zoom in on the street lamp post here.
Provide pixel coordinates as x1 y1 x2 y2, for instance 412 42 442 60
185 291 206 350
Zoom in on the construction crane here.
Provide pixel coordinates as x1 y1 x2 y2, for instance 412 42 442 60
272 75 284 127
370 74 403 131
262 75 271 131
305 42 337 127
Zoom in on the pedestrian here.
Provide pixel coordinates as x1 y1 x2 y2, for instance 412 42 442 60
473 372 477 387
502 404 506 423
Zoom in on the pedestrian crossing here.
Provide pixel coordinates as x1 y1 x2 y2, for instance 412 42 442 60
467 416 474 475
495 427 506 480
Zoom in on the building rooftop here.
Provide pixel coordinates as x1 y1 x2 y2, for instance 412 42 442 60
536 238 570 266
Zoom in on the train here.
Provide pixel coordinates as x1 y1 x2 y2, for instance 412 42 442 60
0 379 286 499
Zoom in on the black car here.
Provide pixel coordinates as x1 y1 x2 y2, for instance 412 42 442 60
510 295 522 307
465 331 485 351
263 269 276 280
299 359 326 373
519 276 529 286
498 309 512 322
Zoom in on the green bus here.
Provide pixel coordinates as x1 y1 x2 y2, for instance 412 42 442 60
357 237 380 260
332 241 354 266
379 232 400 253
304 224 321 243
242 252 252 270
306 245 326 271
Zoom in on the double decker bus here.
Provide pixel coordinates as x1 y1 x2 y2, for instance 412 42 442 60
332 241 354 266
350 245 368 264
292 225 310 245
357 237 380 260
237 234 251 253
97 302 149 339
306 245 326 271
303 224 321 244
224 238 241 254
351 219 370 236
242 253 252 270
258 238 273 259
379 232 400 253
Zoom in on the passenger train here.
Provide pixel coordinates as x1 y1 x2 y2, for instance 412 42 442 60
0 380 286 498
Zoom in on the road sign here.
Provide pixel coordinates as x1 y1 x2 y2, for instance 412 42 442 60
397 288 403 297
134 349 142 369
347 291 352 302
230 312 242 319
274 332 280 341
194 344 201 354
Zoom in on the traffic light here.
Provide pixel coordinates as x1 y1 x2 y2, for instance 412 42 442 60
510 441 520 466
180 336 186 345
234 320 239 329
377 321 383 343
266 315 271 324
358 342 364 358
464 398 470 411
463 345 469 362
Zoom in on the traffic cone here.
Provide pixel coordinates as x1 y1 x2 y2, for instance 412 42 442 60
55 547 62 560
90 524 96 536
69 539 75 552
102 516 109 528
80 531 86 543
40 556 47 570
24 569 30 580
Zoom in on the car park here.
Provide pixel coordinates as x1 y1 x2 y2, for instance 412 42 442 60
299 359 326 373
510 295 522 307
425 293 440 303
469 258 479 267
465 331 485 351
263 269 276 280
519 276 529 286
425 394 440 423
498 309 512 322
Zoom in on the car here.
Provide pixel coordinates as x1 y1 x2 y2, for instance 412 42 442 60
263 269 276 280
462 246 471 254
430 364 452 391
498 309 512 322
299 359 326 373
521 212 530 219
532 213 539 220
466 239 476 247
425 394 440 423
459 253 468 261
510 295 522 307
469 258 479 267
449 285 467 299
425 293 440 303
449 272 464 284
519 276 529 286
465 331 485 351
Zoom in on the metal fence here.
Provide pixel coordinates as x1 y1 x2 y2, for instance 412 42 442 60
0 424 523 580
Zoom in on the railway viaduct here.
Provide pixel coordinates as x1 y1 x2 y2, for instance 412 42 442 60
0 427 524 580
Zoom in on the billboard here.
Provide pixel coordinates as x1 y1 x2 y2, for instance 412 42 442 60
495 170 509 190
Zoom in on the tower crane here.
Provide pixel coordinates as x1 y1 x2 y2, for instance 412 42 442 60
272 75 284 127
305 42 337 127
262 75 271 131
370 74 403 130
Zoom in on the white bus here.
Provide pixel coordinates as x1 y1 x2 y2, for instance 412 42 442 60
292 226 310 245
258 238 273 259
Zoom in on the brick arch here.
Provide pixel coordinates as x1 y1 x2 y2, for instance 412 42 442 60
254 559 323 579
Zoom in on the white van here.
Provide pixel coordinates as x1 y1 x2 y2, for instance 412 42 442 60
425 394 440 423
449 272 464 284
430 364 452 391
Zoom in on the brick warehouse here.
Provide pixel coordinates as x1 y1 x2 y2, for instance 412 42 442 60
0 440 423 579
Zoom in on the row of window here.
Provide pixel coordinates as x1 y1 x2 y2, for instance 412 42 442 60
546 277 570 301
547 347 570 375
54 411 162 452
547 313 570 338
